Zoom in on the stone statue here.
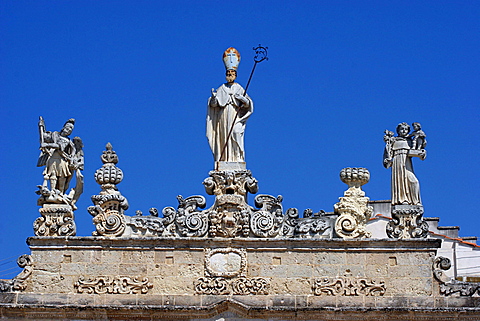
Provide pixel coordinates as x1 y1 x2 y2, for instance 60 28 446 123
383 122 426 206
206 47 253 164
36 117 84 206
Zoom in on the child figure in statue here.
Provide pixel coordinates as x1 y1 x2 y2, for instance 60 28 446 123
410 122 427 150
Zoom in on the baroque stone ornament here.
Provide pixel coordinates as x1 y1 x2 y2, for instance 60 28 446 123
231 277 270 295
313 270 386 296
74 276 153 294
34 117 84 236
175 195 209 237
251 195 284 238
88 143 128 237
290 209 331 238
194 277 269 295
203 170 257 237
433 257 480 297
334 168 373 239
195 277 230 295
0 255 33 292
126 207 175 237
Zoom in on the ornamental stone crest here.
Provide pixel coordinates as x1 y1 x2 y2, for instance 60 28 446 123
334 168 373 239
195 247 269 295
204 169 257 237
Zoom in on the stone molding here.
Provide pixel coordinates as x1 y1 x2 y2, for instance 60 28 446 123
27 236 442 251
1 300 479 320
74 276 153 294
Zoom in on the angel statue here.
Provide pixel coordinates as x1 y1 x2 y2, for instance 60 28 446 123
36 117 84 207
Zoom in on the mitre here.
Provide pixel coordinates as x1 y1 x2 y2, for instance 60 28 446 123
223 47 241 70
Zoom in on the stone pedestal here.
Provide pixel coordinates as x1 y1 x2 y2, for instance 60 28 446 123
386 204 429 239
33 204 76 236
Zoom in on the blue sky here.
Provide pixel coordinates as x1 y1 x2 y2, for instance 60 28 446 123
0 1 479 276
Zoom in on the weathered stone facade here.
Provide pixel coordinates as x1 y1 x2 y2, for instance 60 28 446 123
1 237 479 320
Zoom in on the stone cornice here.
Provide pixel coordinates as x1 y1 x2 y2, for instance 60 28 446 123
27 236 441 251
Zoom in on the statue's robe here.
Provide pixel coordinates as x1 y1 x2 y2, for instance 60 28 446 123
206 82 253 162
390 138 421 205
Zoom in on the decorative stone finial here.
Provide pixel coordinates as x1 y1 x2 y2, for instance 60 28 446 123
334 167 373 239
100 142 119 164
94 143 123 187
88 143 128 237
340 167 370 192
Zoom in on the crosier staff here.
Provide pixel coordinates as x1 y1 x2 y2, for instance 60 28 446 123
217 45 268 168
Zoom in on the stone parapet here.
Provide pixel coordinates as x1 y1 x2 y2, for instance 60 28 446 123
0 234 477 320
